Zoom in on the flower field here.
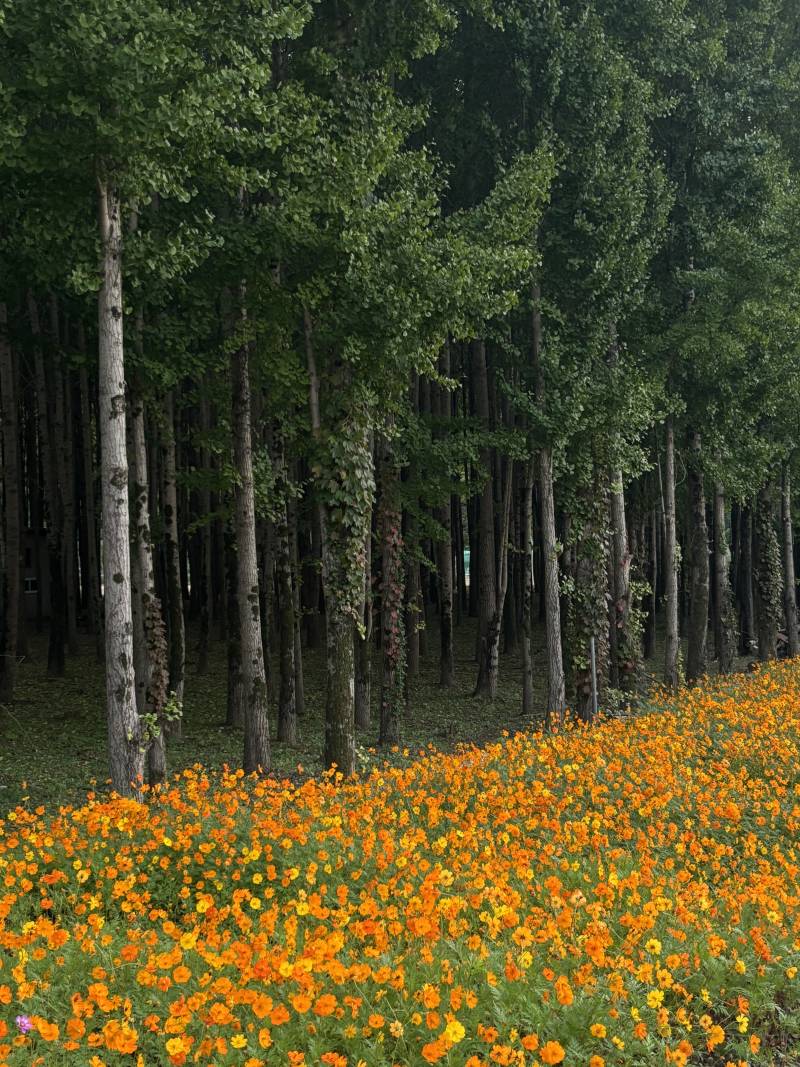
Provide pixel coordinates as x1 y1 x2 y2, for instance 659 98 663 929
2 665 800 1066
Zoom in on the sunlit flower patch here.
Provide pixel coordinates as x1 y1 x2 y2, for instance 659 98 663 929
2 662 800 1065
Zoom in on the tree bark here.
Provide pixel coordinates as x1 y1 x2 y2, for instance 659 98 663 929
643 503 657 660
196 388 214 675
472 340 499 696
608 470 633 688
686 429 709 683
97 180 142 797
521 458 535 716
379 443 404 747
276 456 297 745
781 462 799 658
163 390 185 714
289 494 305 720
129 381 169 784
354 518 372 730
225 522 244 728
436 347 454 688
663 417 680 688
713 483 735 674
231 335 271 773
737 505 755 655
754 482 781 661
531 285 565 722
0 303 20 701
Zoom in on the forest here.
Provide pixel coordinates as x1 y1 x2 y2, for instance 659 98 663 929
1 0 800 800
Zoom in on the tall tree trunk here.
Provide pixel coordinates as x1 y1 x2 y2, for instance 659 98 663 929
781 462 799 658
225 522 244 728
663 417 680 687
29 291 66 675
608 471 633 688
129 383 169 784
713 483 735 674
521 459 535 715
354 518 372 730
230 334 271 773
60 352 78 656
163 390 185 714
379 442 403 746
288 494 305 719
0 303 20 701
754 482 781 661
532 285 564 722
643 503 657 660
196 389 214 675
97 181 142 797
78 333 103 659
436 349 454 688
686 430 709 683
472 340 498 696
737 505 755 656
276 459 297 745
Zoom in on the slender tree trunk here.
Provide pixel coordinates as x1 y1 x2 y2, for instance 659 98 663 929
354 518 372 730
472 340 499 696
29 292 66 676
225 523 244 728
754 483 780 661
378 441 404 746
737 505 755 656
781 463 799 658
643 504 657 660
435 351 455 688
608 470 633 688
531 285 564 722
129 383 168 783
686 430 709 683
713 483 735 674
521 459 535 715
289 496 305 720
196 389 214 675
276 459 297 745
664 417 680 687
163 390 185 715
0 304 20 701
305 309 360 775
230 333 271 773
60 354 79 656
78 336 103 658
98 180 142 797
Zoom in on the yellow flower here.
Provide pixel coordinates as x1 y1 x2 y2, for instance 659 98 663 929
231 1034 248 1049
645 939 662 955
590 1023 607 1039
646 989 664 1009
443 1019 465 1044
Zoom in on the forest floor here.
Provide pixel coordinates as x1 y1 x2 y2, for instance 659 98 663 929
0 619 751 811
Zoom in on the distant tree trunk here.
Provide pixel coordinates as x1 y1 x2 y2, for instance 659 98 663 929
754 482 781 661
303 510 324 649
436 349 454 688
231 332 271 773
781 463 799 658
78 334 103 659
643 504 657 660
129 383 168 784
472 340 499 696
289 496 305 719
29 291 66 676
521 458 535 716
379 440 403 746
531 285 565 722
163 390 185 715
276 459 297 745
0 303 20 701
57 350 79 657
97 180 142 797
608 470 633 688
686 430 709 683
712 484 735 674
196 389 214 676
305 309 359 776
664 417 680 688
737 505 755 655
225 523 244 728
355 519 372 730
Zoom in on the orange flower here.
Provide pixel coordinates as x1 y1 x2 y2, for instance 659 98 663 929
540 1040 566 1065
